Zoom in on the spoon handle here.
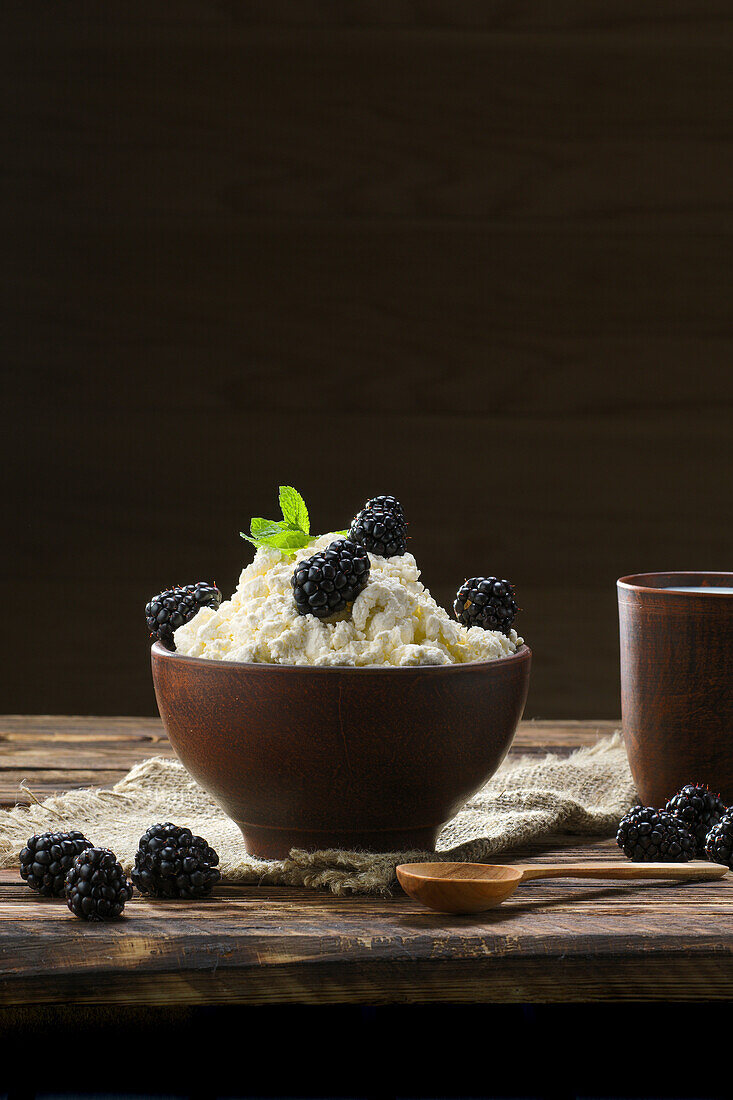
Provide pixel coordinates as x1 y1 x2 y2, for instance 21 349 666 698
517 860 727 882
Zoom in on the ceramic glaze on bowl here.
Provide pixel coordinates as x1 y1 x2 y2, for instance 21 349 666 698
151 643 531 859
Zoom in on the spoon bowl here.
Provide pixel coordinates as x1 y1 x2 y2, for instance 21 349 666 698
396 860 728 914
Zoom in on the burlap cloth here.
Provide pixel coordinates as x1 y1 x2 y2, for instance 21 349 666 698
0 733 636 895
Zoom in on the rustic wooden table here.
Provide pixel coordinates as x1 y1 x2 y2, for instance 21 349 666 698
1 716 732 1006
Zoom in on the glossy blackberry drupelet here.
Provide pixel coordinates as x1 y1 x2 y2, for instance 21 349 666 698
364 495 404 518
616 806 696 862
19 831 93 897
705 810 733 868
145 582 222 649
291 538 371 619
132 822 221 899
348 505 407 558
453 577 518 636
665 784 727 855
65 847 133 921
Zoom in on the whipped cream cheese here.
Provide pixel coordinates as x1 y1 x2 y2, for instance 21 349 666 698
174 534 522 667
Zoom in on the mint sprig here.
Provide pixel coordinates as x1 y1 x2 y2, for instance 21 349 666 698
279 486 309 534
241 486 314 556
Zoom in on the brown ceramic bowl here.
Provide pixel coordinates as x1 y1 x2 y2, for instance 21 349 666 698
151 642 531 859
618 572 733 806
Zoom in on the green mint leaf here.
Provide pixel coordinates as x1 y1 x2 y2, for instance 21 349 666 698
241 487 314 556
250 517 288 538
262 528 311 552
278 486 310 534
245 528 308 554
240 528 311 555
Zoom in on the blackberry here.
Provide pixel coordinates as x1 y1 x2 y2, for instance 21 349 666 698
705 810 733 868
291 538 370 619
616 806 696 862
453 577 518 636
132 822 221 899
665 784 726 855
65 847 133 921
364 495 404 518
146 582 222 649
19 830 93 897
348 504 407 558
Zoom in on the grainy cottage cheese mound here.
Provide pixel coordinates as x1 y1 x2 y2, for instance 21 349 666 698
174 534 523 667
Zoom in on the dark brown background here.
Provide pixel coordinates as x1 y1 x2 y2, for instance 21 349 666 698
3 2 732 719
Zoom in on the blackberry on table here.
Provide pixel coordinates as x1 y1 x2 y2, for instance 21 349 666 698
291 538 370 619
146 582 222 649
616 806 696 862
348 505 407 558
705 810 733 868
19 831 93 897
453 577 518 636
65 847 133 921
132 822 221 899
665 784 726 855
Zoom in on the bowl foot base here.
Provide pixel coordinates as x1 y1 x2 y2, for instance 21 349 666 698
237 823 441 861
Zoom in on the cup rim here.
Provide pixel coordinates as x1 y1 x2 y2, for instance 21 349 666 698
617 571 733 597
151 639 532 673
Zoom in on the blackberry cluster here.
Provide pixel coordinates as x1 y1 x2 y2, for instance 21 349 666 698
705 811 733 868
65 847 133 921
616 807 696 862
291 538 370 619
665 784 726 855
348 496 407 558
19 831 92 897
145 582 222 649
453 577 518 636
364 495 404 518
132 822 221 899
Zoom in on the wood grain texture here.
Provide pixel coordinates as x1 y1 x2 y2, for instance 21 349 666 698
2 853 733 1005
1 716 733 1004
3 4 733 719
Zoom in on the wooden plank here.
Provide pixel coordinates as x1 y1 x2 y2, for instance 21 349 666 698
0 715 166 739
0 718 166 807
0 742 174 768
1 865 732 1004
1 718 732 1004
3 865 733 917
1 956 730 1006
0 715 616 743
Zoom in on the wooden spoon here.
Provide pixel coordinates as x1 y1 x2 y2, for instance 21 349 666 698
396 860 728 914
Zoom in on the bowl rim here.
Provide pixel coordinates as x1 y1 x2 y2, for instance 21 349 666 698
151 640 531 674
617 571 733 597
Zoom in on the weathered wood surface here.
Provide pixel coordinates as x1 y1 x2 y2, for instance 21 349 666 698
1 716 732 1005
